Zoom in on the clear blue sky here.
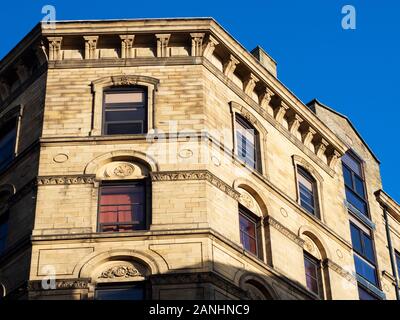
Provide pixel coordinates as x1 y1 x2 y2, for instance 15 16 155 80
1 0 399 200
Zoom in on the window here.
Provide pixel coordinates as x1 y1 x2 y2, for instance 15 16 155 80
396 251 400 281
350 221 378 286
0 119 17 171
0 212 9 255
103 87 147 135
95 283 145 300
297 167 318 217
304 253 323 297
98 181 147 232
239 206 260 257
235 115 260 171
358 285 378 300
342 152 368 217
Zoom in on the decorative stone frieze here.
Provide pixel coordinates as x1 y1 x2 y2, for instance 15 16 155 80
264 216 305 247
323 259 357 284
37 175 96 185
151 170 241 201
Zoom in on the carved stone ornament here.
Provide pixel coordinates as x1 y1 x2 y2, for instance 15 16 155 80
113 163 135 177
99 265 141 279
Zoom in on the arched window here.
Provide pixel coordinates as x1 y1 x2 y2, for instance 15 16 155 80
235 114 261 172
103 86 147 135
92 159 152 233
297 166 319 217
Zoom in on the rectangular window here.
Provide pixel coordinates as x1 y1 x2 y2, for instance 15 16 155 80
396 251 400 281
297 167 316 216
304 253 322 297
239 207 259 257
0 212 9 255
98 181 146 232
0 120 17 171
350 221 378 286
95 283 145 300
103 88 147 135
342 152 368 217
235 115 259 171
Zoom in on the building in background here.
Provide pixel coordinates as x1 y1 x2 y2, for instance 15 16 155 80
0 18 399 300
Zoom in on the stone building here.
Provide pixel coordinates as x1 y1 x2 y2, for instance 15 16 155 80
0 18 399 300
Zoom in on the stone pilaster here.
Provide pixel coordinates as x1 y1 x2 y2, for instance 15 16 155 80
84 36 99 60
47 36 62 61
119 35 135 59
190 33 205 57
155 34 171 57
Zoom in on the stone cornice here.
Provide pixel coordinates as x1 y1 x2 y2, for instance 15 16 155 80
264 216 305 247
375 189 400 223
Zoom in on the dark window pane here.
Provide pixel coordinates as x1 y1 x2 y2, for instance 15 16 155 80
354 254 377 286
304 255 320 296
342 152 362 177
346 187 367 216
362 235 375 263
396 252 400 281
350 224 363 254
358 286 378 300
95 283 145 300
239 210 258 256
105 109 145 122
0 213 9 254
106 122 143 135
354 176 366 198
0 122 17 171
343 166 353 188
98 183 146 232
